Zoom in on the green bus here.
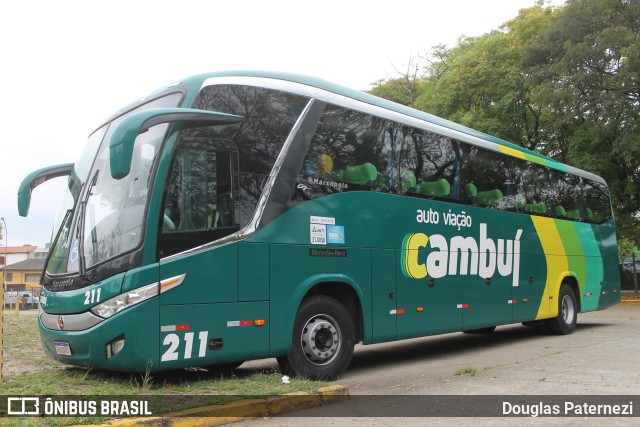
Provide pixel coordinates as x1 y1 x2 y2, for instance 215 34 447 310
19 71 620 379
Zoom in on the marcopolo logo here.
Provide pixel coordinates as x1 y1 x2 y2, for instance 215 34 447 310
401 223 523 286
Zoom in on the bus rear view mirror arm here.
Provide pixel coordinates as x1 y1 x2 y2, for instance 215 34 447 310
109 108 243 180
17 163 74 217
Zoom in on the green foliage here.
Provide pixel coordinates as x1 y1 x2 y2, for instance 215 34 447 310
454 366 478 376
371 0 640 231
370 77 422 107
369 55 425 107
524 0 640 221
618 236 636 261
414 5 557 151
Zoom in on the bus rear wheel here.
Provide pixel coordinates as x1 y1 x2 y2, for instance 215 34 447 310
279 295 355 381
545 284 577 335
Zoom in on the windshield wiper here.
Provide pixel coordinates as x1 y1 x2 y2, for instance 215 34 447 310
78 170 99 280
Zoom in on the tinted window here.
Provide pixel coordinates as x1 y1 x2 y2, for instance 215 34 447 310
159 139 238 257
296 104 461 202
513 161 552 215
186 85 309 227
582 180 611 223
398 129 460 200
289 101 611 225
550 171 582 220
460 144 513 210
297 105 391 199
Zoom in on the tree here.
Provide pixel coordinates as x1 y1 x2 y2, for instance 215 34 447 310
369 54 424 108
413 5 557 151
371 0 640 234
617 217 640 294
618 236 636 261
524 0 640 222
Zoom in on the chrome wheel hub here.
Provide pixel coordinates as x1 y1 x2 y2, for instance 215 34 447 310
301 314 341 365
561 294 575 323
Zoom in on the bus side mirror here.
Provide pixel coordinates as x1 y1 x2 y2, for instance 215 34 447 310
18 163 74 217
109 108 243 179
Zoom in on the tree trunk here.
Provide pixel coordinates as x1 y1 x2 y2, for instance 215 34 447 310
633 252 638 294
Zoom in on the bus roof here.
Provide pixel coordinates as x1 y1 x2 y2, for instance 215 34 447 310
114 70 605 184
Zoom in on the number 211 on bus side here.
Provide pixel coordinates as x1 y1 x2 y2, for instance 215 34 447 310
19 71 620 379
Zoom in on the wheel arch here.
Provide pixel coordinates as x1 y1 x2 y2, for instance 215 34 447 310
303 281 364 343
561 275 582 313
283 274 366 349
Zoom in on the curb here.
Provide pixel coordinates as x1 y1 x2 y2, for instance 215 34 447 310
84 385 349 427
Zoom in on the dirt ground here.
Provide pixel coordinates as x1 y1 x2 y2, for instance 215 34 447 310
1 309 60 377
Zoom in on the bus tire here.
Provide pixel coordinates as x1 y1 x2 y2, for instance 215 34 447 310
280 295 355 381
545 284 577 335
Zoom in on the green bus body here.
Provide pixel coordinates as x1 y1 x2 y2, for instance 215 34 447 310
21 71 620 379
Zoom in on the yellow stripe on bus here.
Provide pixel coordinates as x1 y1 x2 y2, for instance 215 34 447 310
497 145 527 159
531 217 568 320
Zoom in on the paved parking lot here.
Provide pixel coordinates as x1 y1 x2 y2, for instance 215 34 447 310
237 301 640 425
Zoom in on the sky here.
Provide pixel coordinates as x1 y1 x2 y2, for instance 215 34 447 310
0 0 566 248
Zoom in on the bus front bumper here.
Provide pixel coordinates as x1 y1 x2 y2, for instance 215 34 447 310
38 298 159 372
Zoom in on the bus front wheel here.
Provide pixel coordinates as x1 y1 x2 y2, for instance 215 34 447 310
545 284 577 335
279 295 355 381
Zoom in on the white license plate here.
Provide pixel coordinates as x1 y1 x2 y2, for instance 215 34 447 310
54 341 71 356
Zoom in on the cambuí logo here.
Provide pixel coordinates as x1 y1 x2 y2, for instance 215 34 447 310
401 223 523 286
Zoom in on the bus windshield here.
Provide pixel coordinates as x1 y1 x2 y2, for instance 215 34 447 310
45 92 183 277
46 125 108 275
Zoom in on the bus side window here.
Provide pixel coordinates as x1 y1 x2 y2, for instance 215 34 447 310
295 105 389 199
516 161 552 216
459 144 510 210
582 179 611 223
158 139 239 258
550 171 581 220
396 129 459 201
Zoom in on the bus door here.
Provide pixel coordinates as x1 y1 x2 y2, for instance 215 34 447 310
156 137 269 368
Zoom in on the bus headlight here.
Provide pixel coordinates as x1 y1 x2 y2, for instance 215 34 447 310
91 283 158 319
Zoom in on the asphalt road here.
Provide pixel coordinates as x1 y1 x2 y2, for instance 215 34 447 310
235 302 640 426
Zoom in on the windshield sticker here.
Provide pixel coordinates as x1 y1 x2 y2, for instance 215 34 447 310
310 216 335 225
310 224 327 245
327 225 345 244
69 239 79 264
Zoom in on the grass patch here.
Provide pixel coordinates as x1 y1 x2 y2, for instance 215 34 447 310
454 366 478 376
0 311 329 426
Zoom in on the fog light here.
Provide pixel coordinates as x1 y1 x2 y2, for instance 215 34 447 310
106 335 125 359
